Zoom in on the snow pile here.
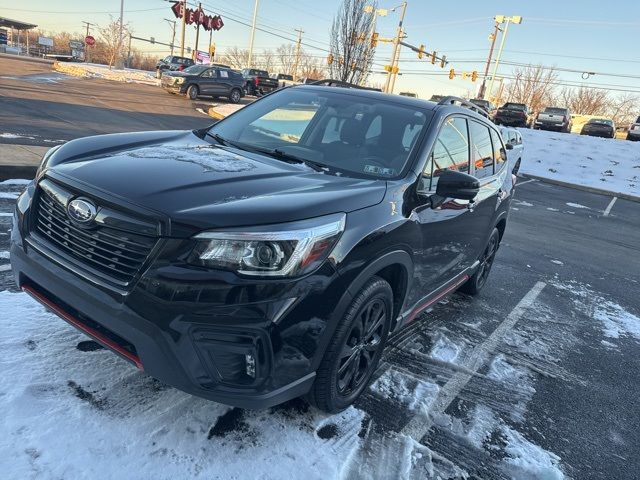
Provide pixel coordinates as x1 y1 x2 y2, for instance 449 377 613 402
209 102 245 119
519 128 640 198
54 62 159 86
0 291 367 479
370 368 439 414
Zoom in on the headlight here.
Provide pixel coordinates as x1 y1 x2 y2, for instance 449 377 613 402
175 77 185 84
190 213 346 277
36 144 63 177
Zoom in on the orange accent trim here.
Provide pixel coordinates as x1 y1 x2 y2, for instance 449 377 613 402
407 274 469 323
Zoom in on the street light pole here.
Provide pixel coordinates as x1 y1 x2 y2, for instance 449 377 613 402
487 15 522 102
164 18 176 55
478 21 500 100
248 0 260 68
292 28 303 81
115 0 124 68
180 0 187 57
383 2 407 94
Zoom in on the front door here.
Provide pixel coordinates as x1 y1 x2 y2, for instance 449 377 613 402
406 115 486 307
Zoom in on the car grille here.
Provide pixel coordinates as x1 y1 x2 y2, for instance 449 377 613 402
33 182 158 287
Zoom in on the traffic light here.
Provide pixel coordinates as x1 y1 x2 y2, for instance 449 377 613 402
440 55 447 68
431 51 436 64
327 54 334 65
449 69 455 80
370 32 379 48
418 44 425 59
384 65 399 74
471 71 478 82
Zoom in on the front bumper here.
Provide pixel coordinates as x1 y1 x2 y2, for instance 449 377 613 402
161 83 186 94
10 184 351 409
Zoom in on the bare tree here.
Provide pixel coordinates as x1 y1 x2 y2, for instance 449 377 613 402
328 0 377 85
99 16 127 68
559 86 609 116
607 92 639 126
503 65 558 113
276 44 297 75
221 47 250 69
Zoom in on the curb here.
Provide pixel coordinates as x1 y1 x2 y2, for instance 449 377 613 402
521 174 640 203
207 107 227 120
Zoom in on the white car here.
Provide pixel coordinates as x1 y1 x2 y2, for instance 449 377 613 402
499 127 524 175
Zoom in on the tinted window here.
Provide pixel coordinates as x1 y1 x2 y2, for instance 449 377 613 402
469 121 494 179
183 65 208 75
422 117 469 190
251 69 269 76
200 69 216 78
545 107 568 115
320 117 345 144
365 116 382 140
503 103 526 111
490 128 506 170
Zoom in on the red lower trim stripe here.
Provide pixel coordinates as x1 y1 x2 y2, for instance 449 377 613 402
407 274 469 323
22 284 144 370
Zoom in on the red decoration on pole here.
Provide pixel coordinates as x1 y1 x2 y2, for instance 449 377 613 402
170 1 223 31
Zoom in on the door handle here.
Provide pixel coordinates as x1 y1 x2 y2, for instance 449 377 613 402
467 200 476 212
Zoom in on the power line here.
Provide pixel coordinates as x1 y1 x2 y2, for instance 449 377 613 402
0 6 165 14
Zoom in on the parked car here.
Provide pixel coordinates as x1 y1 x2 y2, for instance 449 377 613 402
12 88 513 413
499 126 524 175
533 107 572 132
399 92 418 98
155 55 195 78
580 118 615 138
627 116 640 141
242 68 279 96
429 94 446 102
494 103 530 128
272 73 297 88
469 98 494 116
161 64 245 102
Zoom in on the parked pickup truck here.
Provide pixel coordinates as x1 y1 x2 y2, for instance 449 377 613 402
494 103 530 128
242 68 279 96
272 73 298 88
534 107 572 132
627 116 640 141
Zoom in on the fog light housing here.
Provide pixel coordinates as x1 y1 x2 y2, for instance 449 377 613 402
245 353 256 378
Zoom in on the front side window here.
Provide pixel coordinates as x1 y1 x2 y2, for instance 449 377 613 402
469 121 494 179
422 117 469 190
200 69 216 78
208 89 431 179
490 128 506 170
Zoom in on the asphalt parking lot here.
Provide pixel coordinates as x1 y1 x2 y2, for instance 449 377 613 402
1 175 639 479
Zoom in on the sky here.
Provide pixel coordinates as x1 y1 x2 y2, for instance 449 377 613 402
2 0 640 99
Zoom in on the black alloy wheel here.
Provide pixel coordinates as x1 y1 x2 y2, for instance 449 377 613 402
307 276 393 413
460 227 500 295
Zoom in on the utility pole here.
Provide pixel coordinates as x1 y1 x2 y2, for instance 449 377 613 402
292 28 303 80
487 15 522 101
82 21 95 63
248 0 260 68
194 2 202 60
180 0 187 57
115 0 124 68
384 1 407 94
164 18 176 55
478 21 500 100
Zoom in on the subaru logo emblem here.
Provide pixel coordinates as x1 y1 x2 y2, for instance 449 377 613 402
67 198 97 224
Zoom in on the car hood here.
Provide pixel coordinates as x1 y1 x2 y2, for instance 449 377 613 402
45 130 386 235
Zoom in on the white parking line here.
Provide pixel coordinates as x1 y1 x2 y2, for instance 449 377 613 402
517 178 537 186
0 264 11 272
401 281 546 441
603 197 617 217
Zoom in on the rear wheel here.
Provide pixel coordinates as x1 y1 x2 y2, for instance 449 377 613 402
229 88 242 104
460 228 500 296
307 276 393 413
186 84 199 100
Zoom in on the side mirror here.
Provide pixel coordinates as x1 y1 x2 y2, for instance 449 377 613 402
505 143 514 150
435 170 480 201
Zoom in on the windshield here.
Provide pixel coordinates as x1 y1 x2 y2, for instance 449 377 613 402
183 65 208 75
545 107 567 114
251 69 269 76
207 88 432 179
503 103 526 110
589 119 613 126
278 74 293 80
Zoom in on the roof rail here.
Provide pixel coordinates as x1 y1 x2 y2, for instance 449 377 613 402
308 79 382 92
437 96 490 119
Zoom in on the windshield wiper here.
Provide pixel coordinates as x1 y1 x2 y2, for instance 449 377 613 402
270 148 328 172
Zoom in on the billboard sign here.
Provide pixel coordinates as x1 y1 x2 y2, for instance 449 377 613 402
38 36 54 47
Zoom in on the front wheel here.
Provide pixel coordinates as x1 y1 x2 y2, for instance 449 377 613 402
307 276 393 413
460 228 500 295
229 88 242 104
186 84 199 100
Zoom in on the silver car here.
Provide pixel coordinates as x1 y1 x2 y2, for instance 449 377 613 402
499 127 524 175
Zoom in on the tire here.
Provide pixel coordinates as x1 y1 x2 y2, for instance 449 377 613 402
229 88 242 104
307 276 393 413
155 69 162 79
460 228 500 296
186 84 199 100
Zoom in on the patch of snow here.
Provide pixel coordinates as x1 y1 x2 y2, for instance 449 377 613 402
550 260 564 265
565 202 589 209
502 425 565 480
0 212 14 217
546 207 559 212
593 301 640 340
370 369 439 414
429 334 461 364
519 128 640 199
0 251 9 259
0 192 19 199
54 62 160 86
514 200 534 207
0 132 34 139
1 179 31 185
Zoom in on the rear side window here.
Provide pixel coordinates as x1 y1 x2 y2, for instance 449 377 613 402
469 121 494 179
490 128 506 170
422 117 469 190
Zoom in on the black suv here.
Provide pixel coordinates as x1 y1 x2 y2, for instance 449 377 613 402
155 55 195 78
494 102 530 128
11 88 514 413
161 64 245 102
242 68 279 96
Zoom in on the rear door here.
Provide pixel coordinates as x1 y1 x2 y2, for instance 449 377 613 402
408 115 486 304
